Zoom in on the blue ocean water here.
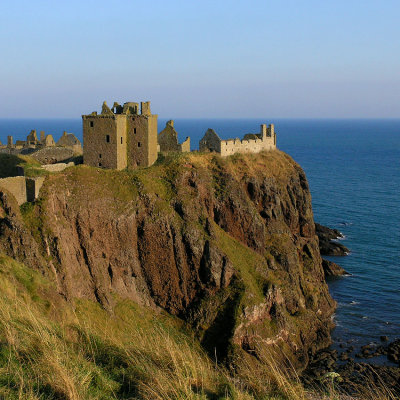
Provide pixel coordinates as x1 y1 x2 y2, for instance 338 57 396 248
1 118 399 350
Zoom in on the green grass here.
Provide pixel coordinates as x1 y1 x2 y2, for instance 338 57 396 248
212 224 268 305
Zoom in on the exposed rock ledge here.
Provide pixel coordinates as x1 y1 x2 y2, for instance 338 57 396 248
321 259 349 278
315 223 350 256
0 151 336 373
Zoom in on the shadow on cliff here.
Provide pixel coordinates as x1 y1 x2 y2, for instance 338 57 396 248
0 154 26 178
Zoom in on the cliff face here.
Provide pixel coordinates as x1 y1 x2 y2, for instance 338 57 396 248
0 151 335 371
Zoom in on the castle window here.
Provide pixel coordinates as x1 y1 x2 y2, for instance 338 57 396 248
134 128 137 134
138 142 141 147
106 135 110 143
121 137 123 144
98 162 102 167
99 154 102 158
90 121 94 128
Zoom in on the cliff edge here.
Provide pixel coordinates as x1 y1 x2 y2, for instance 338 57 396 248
0 150 335 373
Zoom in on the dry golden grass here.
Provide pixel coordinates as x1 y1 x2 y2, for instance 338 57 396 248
0 253 396 400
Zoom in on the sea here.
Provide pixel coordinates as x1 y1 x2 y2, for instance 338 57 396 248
0 118 399 356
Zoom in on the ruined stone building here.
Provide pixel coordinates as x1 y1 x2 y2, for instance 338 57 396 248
5 129 56 150
82 101 158 170
199 124 276 156
2 129 82 164
57 131 82 154
158 120 190 153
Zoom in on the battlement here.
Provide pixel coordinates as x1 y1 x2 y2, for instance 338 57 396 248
83 101 155 120
199 124 276 156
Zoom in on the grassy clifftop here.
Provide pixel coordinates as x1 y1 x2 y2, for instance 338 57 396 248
0 154 47 178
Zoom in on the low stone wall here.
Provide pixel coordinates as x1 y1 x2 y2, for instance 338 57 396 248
220 136 276 157
26 177 45 202
30 146 75 164
180 137 190 153
0 177 27 205
42 162 74 172
0 176 45 205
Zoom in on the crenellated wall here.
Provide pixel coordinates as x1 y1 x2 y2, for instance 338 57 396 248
200 124 276 157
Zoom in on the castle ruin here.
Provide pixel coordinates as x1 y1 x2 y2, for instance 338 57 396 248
1 129 82 164
199 124 276 156
158 120 190 153
82 101 158 170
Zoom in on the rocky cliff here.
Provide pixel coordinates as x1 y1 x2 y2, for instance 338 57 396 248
0 150 336 372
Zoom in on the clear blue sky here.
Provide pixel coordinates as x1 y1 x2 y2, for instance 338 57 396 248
0 0 399 118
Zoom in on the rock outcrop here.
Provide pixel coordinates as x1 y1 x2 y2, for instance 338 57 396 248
321 259 349 278
0 151 336 372
315 223 350 256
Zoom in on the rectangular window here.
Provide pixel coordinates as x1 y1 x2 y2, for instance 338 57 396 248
121 137 123 144
138 142 141 147
106 135 110 143
134 128 137 134
90 121 94 127
98 162 102 167
99 154 102 158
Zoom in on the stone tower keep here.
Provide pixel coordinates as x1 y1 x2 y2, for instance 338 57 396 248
82 101 158 170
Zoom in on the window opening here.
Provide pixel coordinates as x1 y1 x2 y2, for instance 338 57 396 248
106 135 110 143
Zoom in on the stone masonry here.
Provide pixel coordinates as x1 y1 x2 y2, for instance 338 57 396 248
199 124 276 156
82 101 158 170
0 176 45 205
158 120 190 153
2 129 82 165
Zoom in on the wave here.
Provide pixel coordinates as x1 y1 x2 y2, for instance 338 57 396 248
338 221 353 226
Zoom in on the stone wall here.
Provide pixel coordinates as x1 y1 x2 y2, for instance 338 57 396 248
181 137 190 153
200 124 276 157
30 146 75 164
42 162 75 172
83 101 158 170
26 177 45 203
158 120 191 153
0 177 27 205
219 136 275 157
83 115 121 169
199 129 222 153
0 176 45 205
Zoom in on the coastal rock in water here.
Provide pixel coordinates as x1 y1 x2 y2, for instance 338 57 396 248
315 223 343 240
315 223 350 256
322 259 349 278
0 151 336 372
